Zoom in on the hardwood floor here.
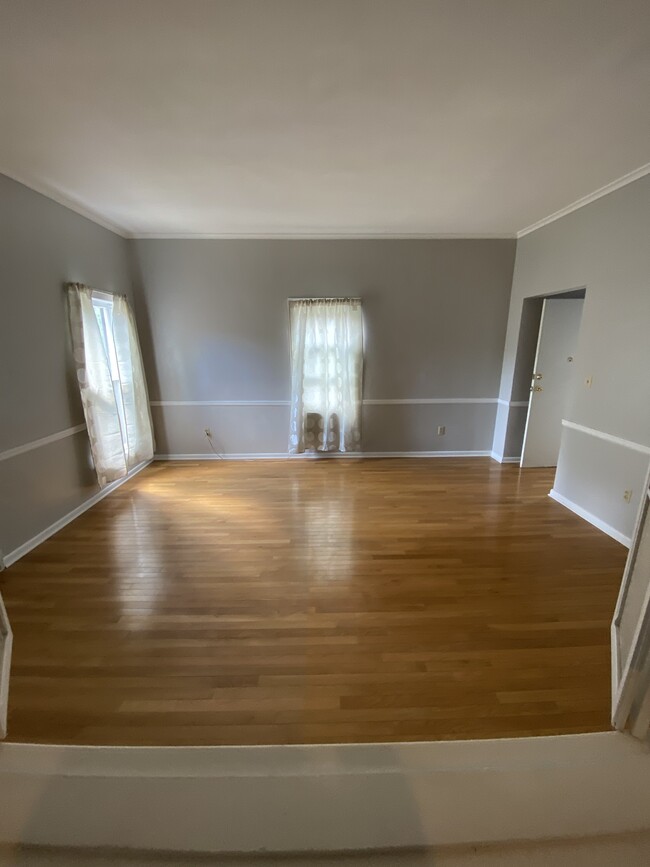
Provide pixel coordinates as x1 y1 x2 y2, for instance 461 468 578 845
1 458 627 745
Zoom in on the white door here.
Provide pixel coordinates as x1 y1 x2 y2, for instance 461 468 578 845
520 298 583 468
612 462 650 739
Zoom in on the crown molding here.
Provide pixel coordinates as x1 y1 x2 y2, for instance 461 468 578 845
6 161 649 242
1 169 129 238
517 163 650 238
128 232 515 240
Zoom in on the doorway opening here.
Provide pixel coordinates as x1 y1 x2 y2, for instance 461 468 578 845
508 288 586 470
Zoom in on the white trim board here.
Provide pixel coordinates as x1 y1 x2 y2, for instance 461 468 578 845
562 419 650 456
490 452 522 464
132 231 516 240
497 398 529 408
151 398 500 407
151 400 290 407
0 733 649 852
154 451 493 461
365 398 497 406
0 424 86 463
2 460 152 569
0 593 12 740
549 488 631 548
517 162 650 238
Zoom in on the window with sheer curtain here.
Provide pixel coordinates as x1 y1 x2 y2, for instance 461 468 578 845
67 283 154 487
288 298 363 454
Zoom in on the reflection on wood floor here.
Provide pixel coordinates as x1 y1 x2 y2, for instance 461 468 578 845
1 458 627 745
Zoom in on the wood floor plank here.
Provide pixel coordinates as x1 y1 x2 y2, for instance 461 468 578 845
0 458 627 745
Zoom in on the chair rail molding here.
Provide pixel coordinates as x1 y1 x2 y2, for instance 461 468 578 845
562 420 650 456
0 424 87 463
150 397 501 407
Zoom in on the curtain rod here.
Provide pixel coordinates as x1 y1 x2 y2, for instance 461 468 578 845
287 297 362 302
65 283 126 300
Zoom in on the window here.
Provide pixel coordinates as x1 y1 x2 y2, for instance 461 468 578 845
67 283 154 486
288 298 363 454
91 294 127 448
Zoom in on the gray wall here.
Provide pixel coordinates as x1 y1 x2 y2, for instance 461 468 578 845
493 174 650 541
130 239 516 456
2 168 647 556
0 174 133 560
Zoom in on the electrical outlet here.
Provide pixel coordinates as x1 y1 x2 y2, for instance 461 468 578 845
624 489 633 503
204 428 212 439
437 425 446 436
584 375 593 388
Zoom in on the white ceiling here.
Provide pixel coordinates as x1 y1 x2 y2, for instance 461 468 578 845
1 0 649 237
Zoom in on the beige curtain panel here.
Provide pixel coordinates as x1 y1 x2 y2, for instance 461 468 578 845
289 298 363 454
67 283 154 487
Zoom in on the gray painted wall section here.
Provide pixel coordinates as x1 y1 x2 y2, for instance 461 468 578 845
0 175 132 559
130 239 516 456
5 167 645 557
151 402 498 457
494 175 650 540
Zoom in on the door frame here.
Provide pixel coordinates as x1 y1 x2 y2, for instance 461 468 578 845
519 296 584 468
611 460 650 734
500 286 585 465
0 591 12 739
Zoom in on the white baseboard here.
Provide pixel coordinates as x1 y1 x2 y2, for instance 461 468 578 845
549 488 631 548
155 453 288 461
154 450 493 461
490 451 522 464
3 460 153 568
